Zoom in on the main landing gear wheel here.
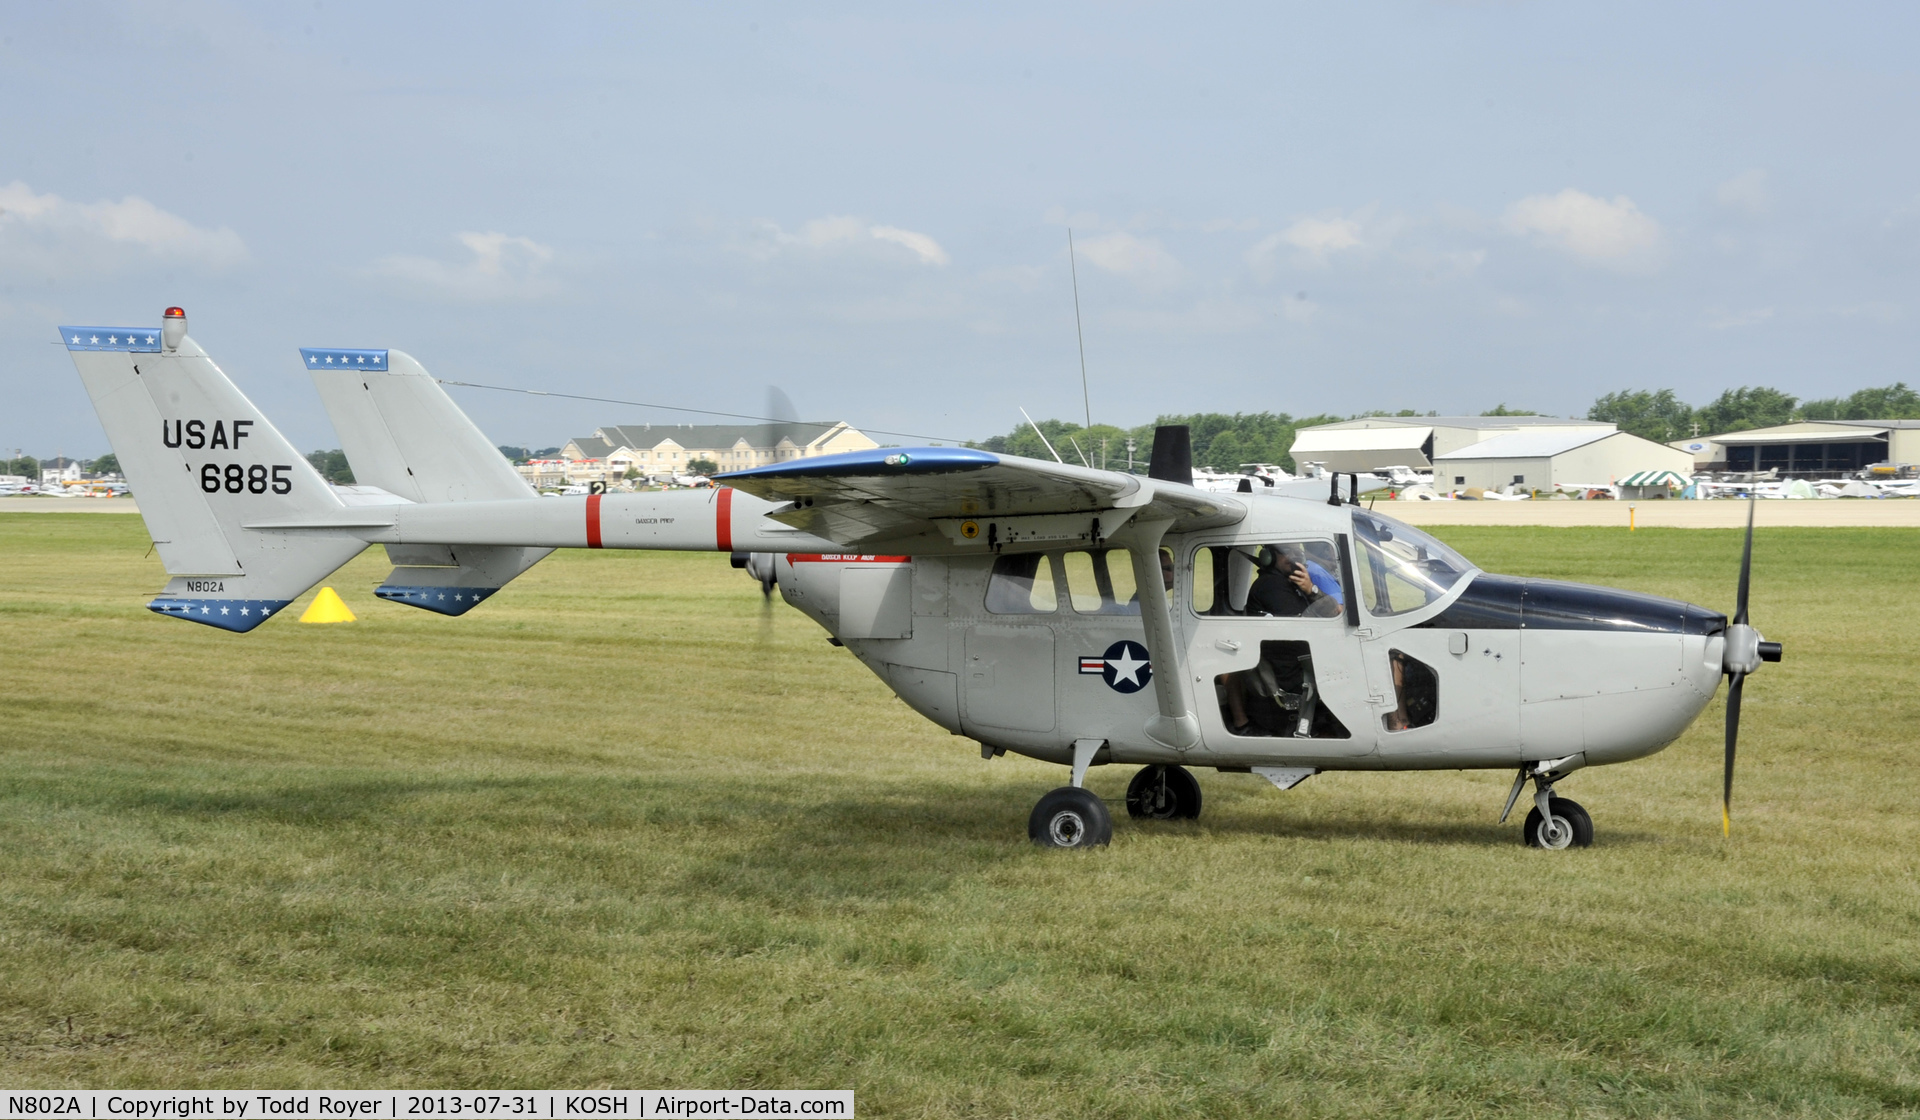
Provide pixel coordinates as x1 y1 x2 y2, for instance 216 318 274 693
1523 796 1594 850
1125 765 1202 821
1029 787 1113 849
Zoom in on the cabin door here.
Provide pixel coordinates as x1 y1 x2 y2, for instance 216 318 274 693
1184 538 1376 757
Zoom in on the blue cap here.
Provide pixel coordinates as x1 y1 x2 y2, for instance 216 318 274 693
60 326 162 352
301 348 390 369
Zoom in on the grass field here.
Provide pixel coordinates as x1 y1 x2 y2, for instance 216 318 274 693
1 513 1916 1116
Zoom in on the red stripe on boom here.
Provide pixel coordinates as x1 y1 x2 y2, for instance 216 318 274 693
585 492 603 548
716 487 734 552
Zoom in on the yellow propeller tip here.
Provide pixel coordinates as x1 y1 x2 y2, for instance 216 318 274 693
1722 806 1730 838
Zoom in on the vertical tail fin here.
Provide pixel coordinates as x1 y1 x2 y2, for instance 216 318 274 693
62 314 366 631
306 346 548 614
304 348 535 503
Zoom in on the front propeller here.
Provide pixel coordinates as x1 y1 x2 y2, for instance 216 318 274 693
1720 497 1785 836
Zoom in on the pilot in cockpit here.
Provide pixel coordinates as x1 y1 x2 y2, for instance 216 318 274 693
1246 544 1342 619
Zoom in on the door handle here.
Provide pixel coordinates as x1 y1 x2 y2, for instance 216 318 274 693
1215 638 1241 652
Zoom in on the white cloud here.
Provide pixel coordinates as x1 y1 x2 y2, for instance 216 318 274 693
869 225 950 265
376 231 556 300
1503 189 1663 269
0 180 248 276
1243 209 1398 277
1076 231 1184 288
1715 170 1770 216
744 216 950 265
794 216 867 248
1284 216 1364 260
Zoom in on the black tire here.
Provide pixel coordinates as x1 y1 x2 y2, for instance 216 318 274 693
1522 796 1594 850
1029 787 1114 848
1125 765 1203 821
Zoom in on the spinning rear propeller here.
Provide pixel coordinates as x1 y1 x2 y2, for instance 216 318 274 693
1720 498 1784 836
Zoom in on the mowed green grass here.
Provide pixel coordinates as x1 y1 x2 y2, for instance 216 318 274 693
1 513 1916 1116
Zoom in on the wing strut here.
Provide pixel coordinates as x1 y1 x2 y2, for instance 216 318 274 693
1125 518 1200 750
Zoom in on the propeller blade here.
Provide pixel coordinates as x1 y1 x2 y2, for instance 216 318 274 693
766 386 798 466
1734 496 1755 626
1723 670 1745 837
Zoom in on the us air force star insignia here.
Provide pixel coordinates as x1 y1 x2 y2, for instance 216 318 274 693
1079 639 1153 694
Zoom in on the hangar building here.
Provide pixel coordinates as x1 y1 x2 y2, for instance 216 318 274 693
1669 420 1920 477
1433 430 1696 493
1289 416 1616 473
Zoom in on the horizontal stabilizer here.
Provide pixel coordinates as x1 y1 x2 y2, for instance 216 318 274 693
374 544 553 615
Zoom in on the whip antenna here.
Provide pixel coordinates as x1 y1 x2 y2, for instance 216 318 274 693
1068 229 1091 432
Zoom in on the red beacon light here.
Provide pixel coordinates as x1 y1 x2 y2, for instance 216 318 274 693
161 306 188 352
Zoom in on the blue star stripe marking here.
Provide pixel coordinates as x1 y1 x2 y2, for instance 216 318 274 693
59 326 163 352
1081 639 1153 694
146 598 293 633
299 347 390 370
374 585 496 616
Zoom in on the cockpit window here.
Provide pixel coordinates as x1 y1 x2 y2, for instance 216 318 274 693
1351 511 1475 617
985 552 1059 614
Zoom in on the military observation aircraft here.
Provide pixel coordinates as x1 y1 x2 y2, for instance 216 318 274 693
63 310 1783 848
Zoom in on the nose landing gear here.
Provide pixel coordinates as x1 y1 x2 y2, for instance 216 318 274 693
1502 756 1594 849
1523 796 1593 849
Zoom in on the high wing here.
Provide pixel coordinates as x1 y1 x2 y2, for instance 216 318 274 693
717 447 1245 552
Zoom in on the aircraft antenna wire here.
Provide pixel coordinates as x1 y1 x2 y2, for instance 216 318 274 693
1019 406 1065 464
434 379 969 446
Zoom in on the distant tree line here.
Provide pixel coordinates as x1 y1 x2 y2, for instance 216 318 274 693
307 449 355 484
971 413 1346 474
1589 382 1920 442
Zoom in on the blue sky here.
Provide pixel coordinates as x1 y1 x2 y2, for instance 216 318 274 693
4 2 1917 457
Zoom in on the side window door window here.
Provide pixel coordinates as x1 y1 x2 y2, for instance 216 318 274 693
1191 541 1345 619
984 552 1060 615
1062 549 1138 614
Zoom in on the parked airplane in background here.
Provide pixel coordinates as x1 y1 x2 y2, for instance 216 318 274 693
63 310 1783 848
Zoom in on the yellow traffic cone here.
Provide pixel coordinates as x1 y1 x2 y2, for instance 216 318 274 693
299 586 357 624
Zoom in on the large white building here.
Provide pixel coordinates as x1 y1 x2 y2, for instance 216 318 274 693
1669 420 1920 476
562 421 878 479
1433 430 1696 493
1289 416 1617 473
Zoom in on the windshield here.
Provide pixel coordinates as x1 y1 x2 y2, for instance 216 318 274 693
1351 510 1476 617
